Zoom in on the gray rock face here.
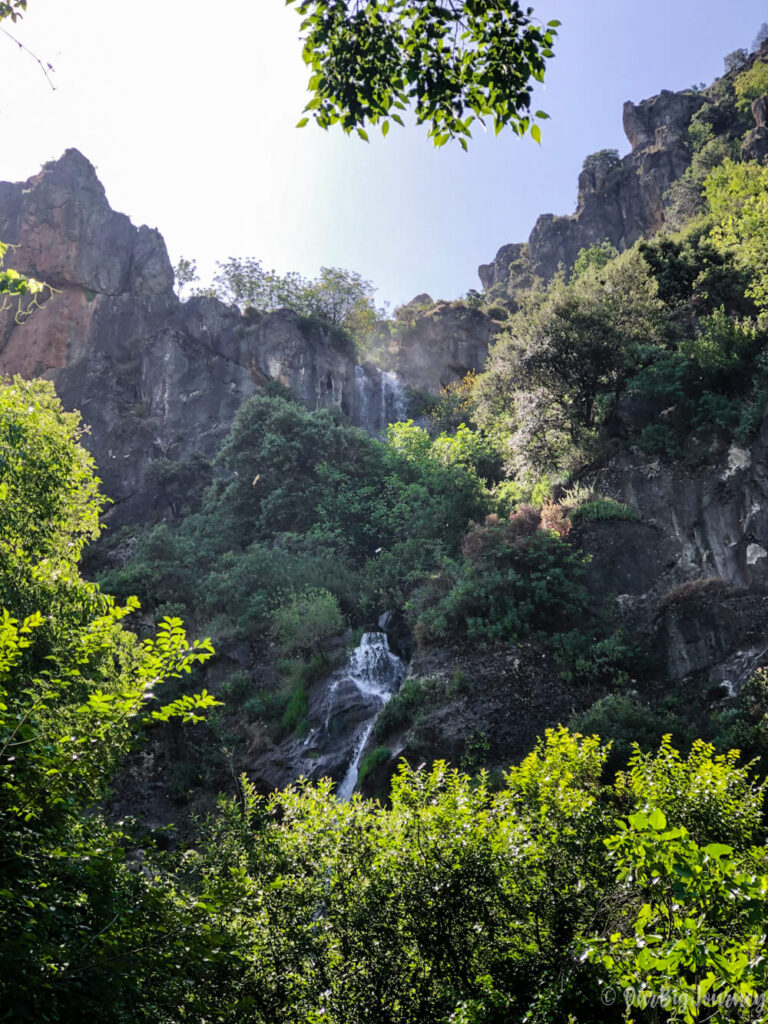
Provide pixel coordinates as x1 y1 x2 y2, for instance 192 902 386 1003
530 90 704 280
0 151 498 523
479 87 707 287
0 152 427 521
584 422 768 691
741 93 768 164
478 243 525 291
751 93 768 128
394 302 495 393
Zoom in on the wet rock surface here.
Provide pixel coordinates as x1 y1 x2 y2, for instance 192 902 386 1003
248 633 405 797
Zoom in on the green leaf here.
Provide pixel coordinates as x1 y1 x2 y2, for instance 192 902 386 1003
648 808 667 831
703 842 733 859
531 123 541 145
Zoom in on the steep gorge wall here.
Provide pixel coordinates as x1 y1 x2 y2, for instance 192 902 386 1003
0 150 494 522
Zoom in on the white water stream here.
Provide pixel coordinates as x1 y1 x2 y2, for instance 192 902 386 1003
332 632 406 800
353 366 409 434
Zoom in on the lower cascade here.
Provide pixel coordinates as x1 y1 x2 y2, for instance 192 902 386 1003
249 632 406 796
332 633 406 799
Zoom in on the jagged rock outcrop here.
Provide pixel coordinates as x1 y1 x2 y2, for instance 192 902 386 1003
0 152 424 519
0 151 498 522
478 50 768 288
478 243 525 291
526 89 704 281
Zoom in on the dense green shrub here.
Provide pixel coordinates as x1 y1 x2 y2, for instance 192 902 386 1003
571 240 618 280
271 587 344 656
417 523 589 645
183 730 768 1024
734 59 768 110
662 137 737 229
570 691 687 774
103 393 495 651
552 629 639 687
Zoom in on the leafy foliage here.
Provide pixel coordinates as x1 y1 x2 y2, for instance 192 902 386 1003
175 255 383 354
724 48 749 74
288 0 559 147
0 241 51 322
733 58 768 110
271 586 344 655
475 250 666 475
0 378 218 1019
571 239 619 281
212 258 382 340
416 511 589 644
103 394 491 674
588 808 768 1023
707 158 768 310
0 0 26 21
156 730 768 1024
570 497 639 523
476 155 768 477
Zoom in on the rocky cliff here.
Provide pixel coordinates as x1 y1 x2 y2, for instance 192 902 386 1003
0 150 493 522
479 43 768 291
5 54 768 814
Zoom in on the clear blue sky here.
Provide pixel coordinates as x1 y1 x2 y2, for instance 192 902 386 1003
0 1 766 310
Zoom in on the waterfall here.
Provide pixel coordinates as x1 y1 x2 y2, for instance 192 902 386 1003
248 631 406 797
353 365 409 434
328 632 405 800
353 365 374 432
381 370 408 425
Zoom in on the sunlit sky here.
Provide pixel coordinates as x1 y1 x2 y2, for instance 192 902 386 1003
0 1 766 309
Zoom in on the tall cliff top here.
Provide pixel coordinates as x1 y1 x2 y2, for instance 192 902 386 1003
0 148 173 297
479 42 768 291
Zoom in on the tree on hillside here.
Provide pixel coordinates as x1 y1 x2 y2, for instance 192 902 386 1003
475 250 667 475
0 378 219 1017
288 0 559 147
209 257 382 349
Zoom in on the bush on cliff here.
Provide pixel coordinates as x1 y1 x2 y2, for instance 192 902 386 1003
415 509 589 644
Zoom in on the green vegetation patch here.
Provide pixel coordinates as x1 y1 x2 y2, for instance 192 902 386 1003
570 498 639 523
